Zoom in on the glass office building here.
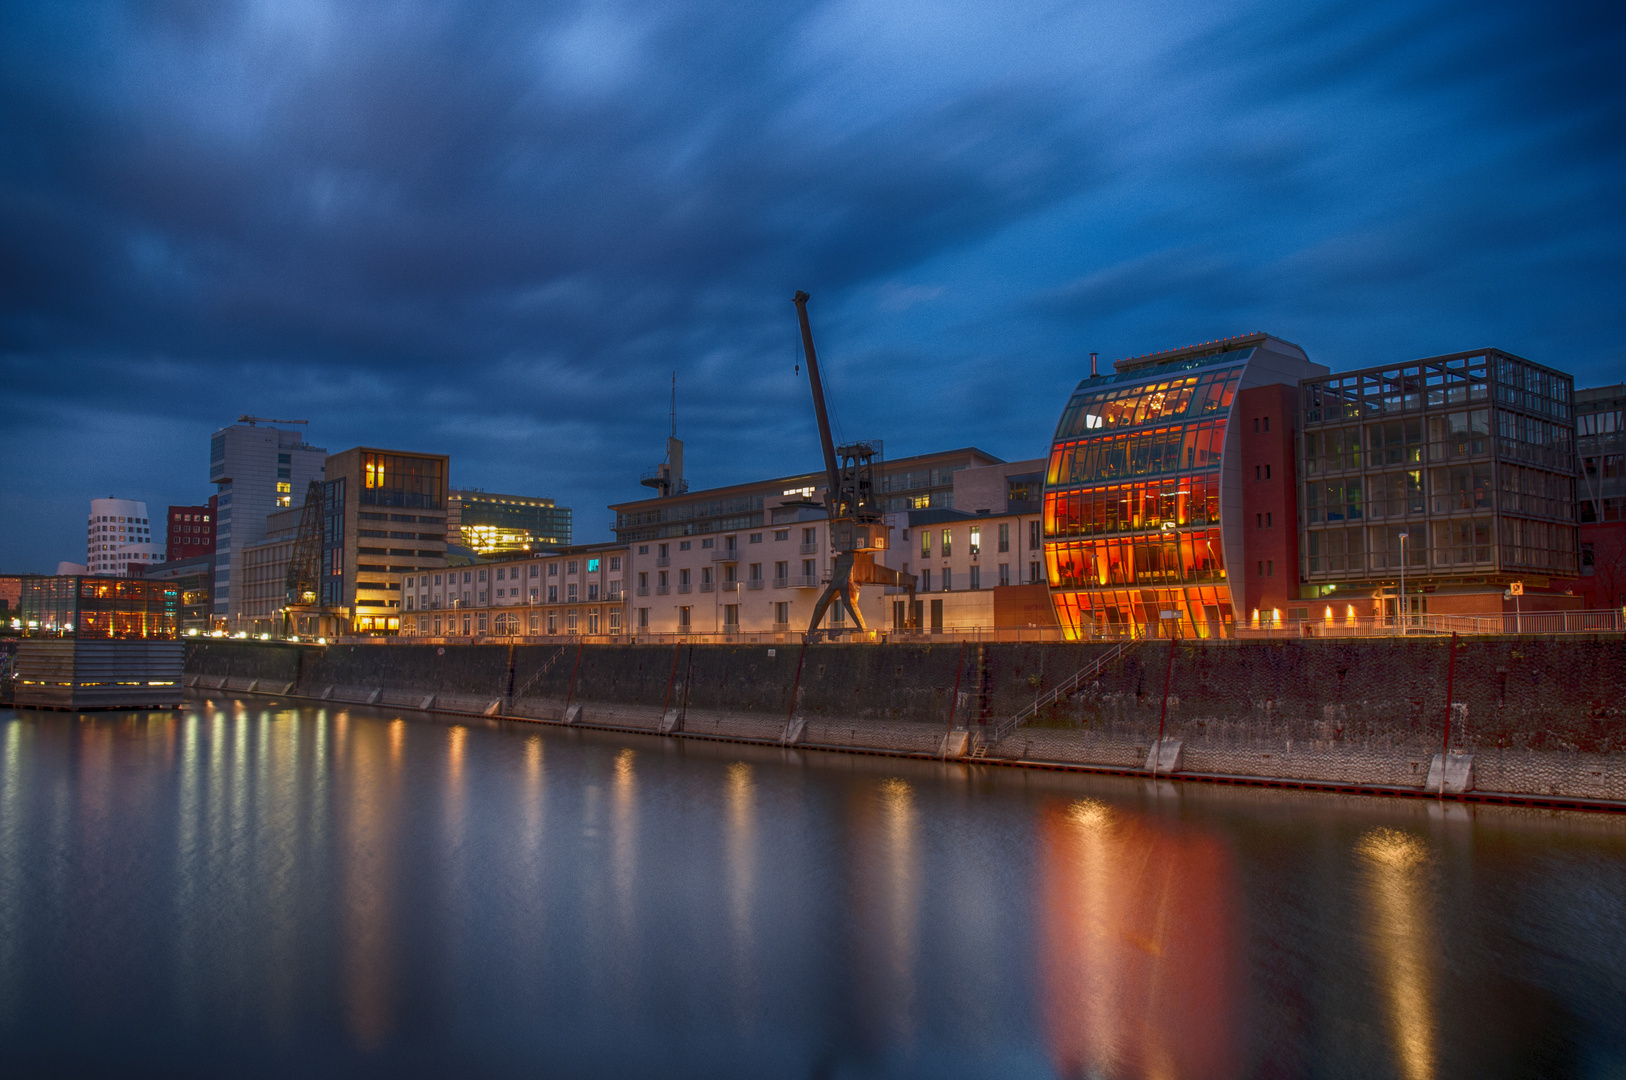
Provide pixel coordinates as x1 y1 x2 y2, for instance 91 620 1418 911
1044 334 1326 639
19 576 180 638
449 490 572 554
1298 349 1577 615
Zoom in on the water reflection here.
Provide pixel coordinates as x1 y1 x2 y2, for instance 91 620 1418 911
1358 828 1438 1080
1038 797 1240 1079
0 701 1621 1078
724 760 757 1025
851 776 920 1045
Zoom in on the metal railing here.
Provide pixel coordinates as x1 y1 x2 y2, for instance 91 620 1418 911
983 638 1139 746
799 543 819 555
1238 609 1626 638
746 579 764 590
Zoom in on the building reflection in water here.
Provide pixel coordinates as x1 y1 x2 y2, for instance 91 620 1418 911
723 761 757 1025
849 776 920 1045
1037 798 1240 1080
1357 828 1437 1080
343 713 397 1048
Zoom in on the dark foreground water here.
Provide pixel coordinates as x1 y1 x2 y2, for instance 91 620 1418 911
2 698 1624 1079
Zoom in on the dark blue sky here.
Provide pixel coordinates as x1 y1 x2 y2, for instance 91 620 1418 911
3 0 1623 571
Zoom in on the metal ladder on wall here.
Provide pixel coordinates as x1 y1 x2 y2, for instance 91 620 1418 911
973 638 1138 756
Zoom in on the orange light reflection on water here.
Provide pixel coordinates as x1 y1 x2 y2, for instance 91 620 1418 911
1037 798 1240 1080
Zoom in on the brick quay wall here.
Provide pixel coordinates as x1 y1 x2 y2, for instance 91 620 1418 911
183 637 1626 806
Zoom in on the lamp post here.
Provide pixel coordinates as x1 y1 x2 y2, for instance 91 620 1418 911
1397 532 1409 635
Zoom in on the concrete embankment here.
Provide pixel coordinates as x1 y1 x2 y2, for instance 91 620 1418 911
184 636 1626 809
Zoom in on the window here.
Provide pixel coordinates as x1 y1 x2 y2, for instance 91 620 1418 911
941 529 952 557
639 545 649 555
774 530 789 541
1030 561 1041 584
608 610 620 633
922 569 932 591
478 570 487 582
1030 520 1041 550
970 565 981 590
567 610 578 631
998 523 1010 552
749 533 762 543
999 563 1010 586
587 558 599 572
803 527 816 545
679 541 691 551
548 585 558 602
549 563 558 576
530 565 539 577
723 604 739 627
567 561 578 574
609 557 620 570
588 583 599 601
702 538 714 548
943 568 953 591
568 583 579 601
775 602 789 624
548 612 558 634
678 606 691 628
496 568 505 580
969 526 981 557
921 530 931 558
638 608 649 628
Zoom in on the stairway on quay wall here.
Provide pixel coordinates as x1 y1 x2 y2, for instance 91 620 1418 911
183 636 1626 807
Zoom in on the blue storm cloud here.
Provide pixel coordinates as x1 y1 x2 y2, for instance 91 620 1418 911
2 0 1623 570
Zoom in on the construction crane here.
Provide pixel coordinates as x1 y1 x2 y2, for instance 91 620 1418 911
238 415 309 426
793 290 916 636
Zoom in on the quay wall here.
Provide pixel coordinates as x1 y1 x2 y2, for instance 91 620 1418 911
183 637 1626 804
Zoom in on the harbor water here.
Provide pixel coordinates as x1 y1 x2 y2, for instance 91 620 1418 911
1 696 1623 1078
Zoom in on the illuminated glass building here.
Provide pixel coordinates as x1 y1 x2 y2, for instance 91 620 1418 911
448 489 572 554
1044 335 1327 639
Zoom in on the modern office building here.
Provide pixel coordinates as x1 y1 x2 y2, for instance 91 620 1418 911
135 554 215 633
85 498 164 576
447 489 572 554
321 447 450 634
1297 348 1579 617
1571 383 1626 607
1043 334 1329 639
165 499 216 562
210 421 327 627
239 505 305 634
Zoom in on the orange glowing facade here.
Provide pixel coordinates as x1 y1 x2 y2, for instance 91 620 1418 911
1044 334 1327 638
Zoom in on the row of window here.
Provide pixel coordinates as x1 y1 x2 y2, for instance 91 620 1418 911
1054 368 1241 440
1304 518 1577 575
1048 418 1227 486
1306 466 1574 523
1044 476 1223 539
1045 528 1227 590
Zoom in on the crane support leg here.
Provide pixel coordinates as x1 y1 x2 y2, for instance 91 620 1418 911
807 553 869 636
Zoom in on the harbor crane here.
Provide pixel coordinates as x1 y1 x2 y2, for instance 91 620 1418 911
793 290 917 636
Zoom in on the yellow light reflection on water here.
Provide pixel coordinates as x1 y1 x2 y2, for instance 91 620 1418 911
1357 828 1437 1080
724 761 756 1023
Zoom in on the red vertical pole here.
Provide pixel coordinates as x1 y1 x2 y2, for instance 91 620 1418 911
1151 634 1177 777
1439 631 1458 798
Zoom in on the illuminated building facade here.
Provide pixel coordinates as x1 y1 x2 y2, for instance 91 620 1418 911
165 499 216 561
447 489 572 554
18 575 179 639
1298 349 1579 618
85 498 163 576
321 447 450 634
209 421 327 625
1044 334 1327 639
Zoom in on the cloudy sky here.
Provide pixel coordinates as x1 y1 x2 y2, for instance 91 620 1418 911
3 0 1623 570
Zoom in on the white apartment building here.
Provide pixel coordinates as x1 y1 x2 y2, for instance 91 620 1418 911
397 544 628 638
85 498 164 576
209 421 327 628
623 459 1055 635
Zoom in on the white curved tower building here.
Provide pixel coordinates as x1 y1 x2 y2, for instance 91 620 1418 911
86 498 164 576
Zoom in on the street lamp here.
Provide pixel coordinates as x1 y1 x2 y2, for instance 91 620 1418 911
1397 532 1409 635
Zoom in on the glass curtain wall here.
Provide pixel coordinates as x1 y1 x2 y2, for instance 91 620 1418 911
1045 359 1244 639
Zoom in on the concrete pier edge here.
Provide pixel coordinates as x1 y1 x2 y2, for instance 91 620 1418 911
195 683 1626 815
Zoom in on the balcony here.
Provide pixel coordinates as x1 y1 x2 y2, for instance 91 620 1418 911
772 622 792 633
772 577 789 589
656 556 671 567
635 586 650 597
746 579 764 590
711 548 739 562
700 582 715 593
678 583 692 594
799 543 818 555
656 585 671 595
720 581 739 592
787 576 820 589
